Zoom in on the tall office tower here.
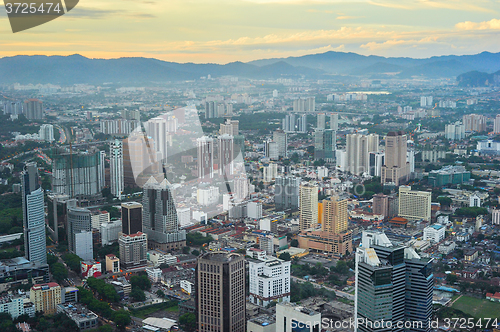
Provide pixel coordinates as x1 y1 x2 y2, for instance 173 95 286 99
52 148 105 198
122 109 141 121
299 183 318 231
262 163 278 183
23 99 43 120
220 119 239 136
145 117 168 162
30 283 62 315
317 113 326 129
381 131 410 186
330 112 339 131
445 122 466 140
142 177 186 251
322 195 348 234
248 255 290 307
196 252 246 332
273 130 287 158
218 134 234 177
275 176 300 211
99 150 106 190
123 132 163 188
205 101 216 119
67 206 92 257
197 136 214 180
369 152 385 177
346 133 379 176
297 114 307 133
282 114 296 133
22 163 47 265
74 230 93 261
119 232 148 270
420 96 433 107
495 114 500 134
398 186 431 221
314 129 336 161
39 124 54 142
462 114 487 132
121 202 143 235
264 140 279 160
110 139 124 197
234 175 250 201
355 231 433 332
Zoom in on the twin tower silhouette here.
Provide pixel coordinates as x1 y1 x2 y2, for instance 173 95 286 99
4 0 78 33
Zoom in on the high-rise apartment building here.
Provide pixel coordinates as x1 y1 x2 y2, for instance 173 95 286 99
398 186 431 221
23 99 43 120
100 119 140 135
355 231 433 332
275 176 300 211
205 101 217 119
445 122 465 140
462 114 486 132
322 195 348 234
121 202 143 235
273 130 287 158
219 134 234 176
264 140 279 161
122 132 163 188
30 283 62 315
282 114 296 133
145 117 168 162
293 97 315 112
369 151 385 177
381 131 410 186
420 96 433 107
22 162 47 265
330 112 339 131
346 133 379 175
317 113 326 130
196 252 246 332
297 114 307 133
494 114 500 134
142 177 186 251
263 163 278 183
197 136 214 180
220 119 239 136
110 139 124 197
299 183 318 231
248 255 290 307
67 206 92 258
119 232 148 270
39 124 54 142
314 129 336 161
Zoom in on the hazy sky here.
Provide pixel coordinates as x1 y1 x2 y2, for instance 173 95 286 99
1 0 500 63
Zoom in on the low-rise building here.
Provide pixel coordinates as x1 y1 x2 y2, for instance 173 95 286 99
146 267 162 283
0 296 26 319
275 302 321 332
438 241 456 255
464 249 478 262
147 250 178 267
105 254 120 274
423 224 446 243
57 303 98 331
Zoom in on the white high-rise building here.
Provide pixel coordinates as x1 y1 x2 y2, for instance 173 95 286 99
39 124 54 142
398 186 431 221
420 96 433 107
145 117 168 162
297 114 307 133
110 139 124 197
249 256 290 307
273 130 287 158
445 123 466 140
317 113 326 130
494 114 500 134
197 136 214 180
197 186 220 206
492 209 500 225
299 183 318 231
463 114 487 132
264 140 279 160
282 114 296 133
22 163 47 265
330 112 338 131
100 220 121 246
423 224 445 243
247 201 262 219
346 133 379 176
218 134 234 176
263 163 278 183
74 230 93 261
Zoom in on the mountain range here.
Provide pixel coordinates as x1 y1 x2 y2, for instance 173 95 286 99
1 51 500 85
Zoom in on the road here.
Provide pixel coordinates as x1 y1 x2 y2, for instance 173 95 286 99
291 276 355 301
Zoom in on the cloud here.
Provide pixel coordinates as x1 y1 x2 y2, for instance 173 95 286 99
337 16 363 20
456 19 500 31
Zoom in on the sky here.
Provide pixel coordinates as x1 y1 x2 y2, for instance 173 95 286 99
1 0 500 63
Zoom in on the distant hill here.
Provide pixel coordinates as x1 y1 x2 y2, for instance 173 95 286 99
1 51 500 84
456 70 500 87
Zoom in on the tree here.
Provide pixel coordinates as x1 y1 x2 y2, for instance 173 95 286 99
191 249 200 256
50 262 68 282
279 252 291 261
335 260 349 275
290 239 299 247
156 290 165 298
130 288 146 302
130 275 151 290
113 310 131 329
182 246 191 254
446 274 458 284
179 313 196 332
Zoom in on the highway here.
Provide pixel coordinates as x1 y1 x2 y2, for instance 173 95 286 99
291 276 355 301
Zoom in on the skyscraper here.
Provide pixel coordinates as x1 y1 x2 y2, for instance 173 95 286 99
196 252 246 332
142 177 186 251
462 114 486 132
264 140 279 160
248 255 290 307
39 124 54 142
220 119 239 136
297 114 307 133
122 132 163 188
205 101 216 119
346 133 378 175
110 139 124 198
121 202 143 235
22 162 47 265
273 130 287 158
330 112 339 131
282 114 296 133
145 117 168 162
275 176 300 211
67 206 92 259
314 129 336 161
119 232 148 270
381 131 410 186
494 114 500 134
299 183 318 231
398 186 431 221
322 195 348 234
445 122 465 140
218 134 234 177
317 113 326 130
23 99 43 120
355 231 433 332
197 136 214 180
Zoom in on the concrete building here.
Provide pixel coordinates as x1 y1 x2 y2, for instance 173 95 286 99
91 210 110 229
381 131 410 186
67 207 92 258
273 130 288 158
30 283 62 315
445 122 465 140
264 140 279 161
314 129 336 161
248 255 290 307
105 254 120 273
346 133 378 175
276 302 321 332
23 99 43 120
196 252 246 332
74 231 93 261
0 296 27 319
317 113 326 130
118 232 147 270
100 219 121 246
22 162 47 265
247 201 263 220
110 139 124 197
121 202 143 235
197 186 220 206
122 132 163 188
494 114 500 134
39 124 54 142
428 166 470 187
57 303 98 331
492 209 500 225
398 186 431 221
423 224 446 243
330 112 339 131
219 134 234 176
299 183 318 231
463 114 486 132
282 114 296 133
197 136 214 180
